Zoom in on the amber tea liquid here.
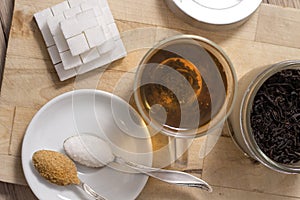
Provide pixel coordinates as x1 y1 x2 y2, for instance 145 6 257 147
138 41 227 133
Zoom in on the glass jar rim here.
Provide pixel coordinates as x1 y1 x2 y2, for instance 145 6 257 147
241 60 300 174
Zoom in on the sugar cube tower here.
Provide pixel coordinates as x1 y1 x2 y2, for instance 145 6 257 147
34 0 127 81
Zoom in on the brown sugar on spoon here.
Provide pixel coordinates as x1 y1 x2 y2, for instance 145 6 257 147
32 150 80 186
32 150 107 200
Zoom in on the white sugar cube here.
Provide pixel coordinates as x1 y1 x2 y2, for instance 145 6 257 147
96 15 112 39
80 17 98 31
80 47 100 63
63 6 82 18
40 26 55 47
68 0 86 8
53 30 69 52
110 39 127 61
93 6 103 16
34 8 53 30
67 34 90 56
97 38 115 54
60 50 82 69
47 45 61 64
51 1 70 16
77 53 110 75
60 17 82 39
77 9 98 30
34 0 125 81
34 8 55 47
96 0 109 7
96 15 105 27
47 14 65 36
102 6 114 24
84 26 106 48
104 29 112 40
80 1 102 16
108 23 120 40
77 62 108 75
54 63 77 81
80 1 94 11
86 0 98 4
77 9 96 21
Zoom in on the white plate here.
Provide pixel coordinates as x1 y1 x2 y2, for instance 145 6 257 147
22 89 152 200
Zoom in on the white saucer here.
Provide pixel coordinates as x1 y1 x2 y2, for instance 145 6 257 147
165 0 262 29
22 89 152 200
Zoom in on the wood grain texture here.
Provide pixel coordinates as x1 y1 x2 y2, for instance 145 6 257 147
9 107 37 156
0 1 300 200
0 0 14 37
0 104 14 154
256 4 300 48
0 21 6 90
0 0 14 90
0 182 35 200
0 155 26 185
139 181 300 200
202 137 300 198
263 0 300 8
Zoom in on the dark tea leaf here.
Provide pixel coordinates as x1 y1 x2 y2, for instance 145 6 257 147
250 69 300 164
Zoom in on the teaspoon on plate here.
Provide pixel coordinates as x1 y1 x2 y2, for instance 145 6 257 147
32 150 107 200
63 133 213 192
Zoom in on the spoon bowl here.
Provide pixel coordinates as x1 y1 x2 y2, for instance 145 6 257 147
32 150 107 200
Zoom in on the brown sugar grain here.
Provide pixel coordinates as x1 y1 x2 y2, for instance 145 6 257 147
32 150 80 186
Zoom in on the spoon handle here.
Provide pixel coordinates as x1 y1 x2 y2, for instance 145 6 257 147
115 157 212 192
79 181 107 200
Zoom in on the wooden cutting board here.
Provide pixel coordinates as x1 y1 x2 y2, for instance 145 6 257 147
0 1 300 199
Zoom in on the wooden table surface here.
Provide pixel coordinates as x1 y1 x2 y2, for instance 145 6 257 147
0 0 300 199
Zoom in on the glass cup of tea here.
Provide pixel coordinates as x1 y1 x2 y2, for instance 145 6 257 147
133 35 237 168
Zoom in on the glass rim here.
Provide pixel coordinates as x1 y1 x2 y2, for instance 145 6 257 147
133 34 237 138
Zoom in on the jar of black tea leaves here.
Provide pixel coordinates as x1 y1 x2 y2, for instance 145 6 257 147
228 60 300 174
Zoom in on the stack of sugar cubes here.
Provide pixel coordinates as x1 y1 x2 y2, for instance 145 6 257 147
34 0 126 81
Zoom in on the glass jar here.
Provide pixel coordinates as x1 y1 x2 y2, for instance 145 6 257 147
228 60 300 174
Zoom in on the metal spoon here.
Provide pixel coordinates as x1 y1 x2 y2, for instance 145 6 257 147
32 150 107 200
63 134 213 192
78 181 106 200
